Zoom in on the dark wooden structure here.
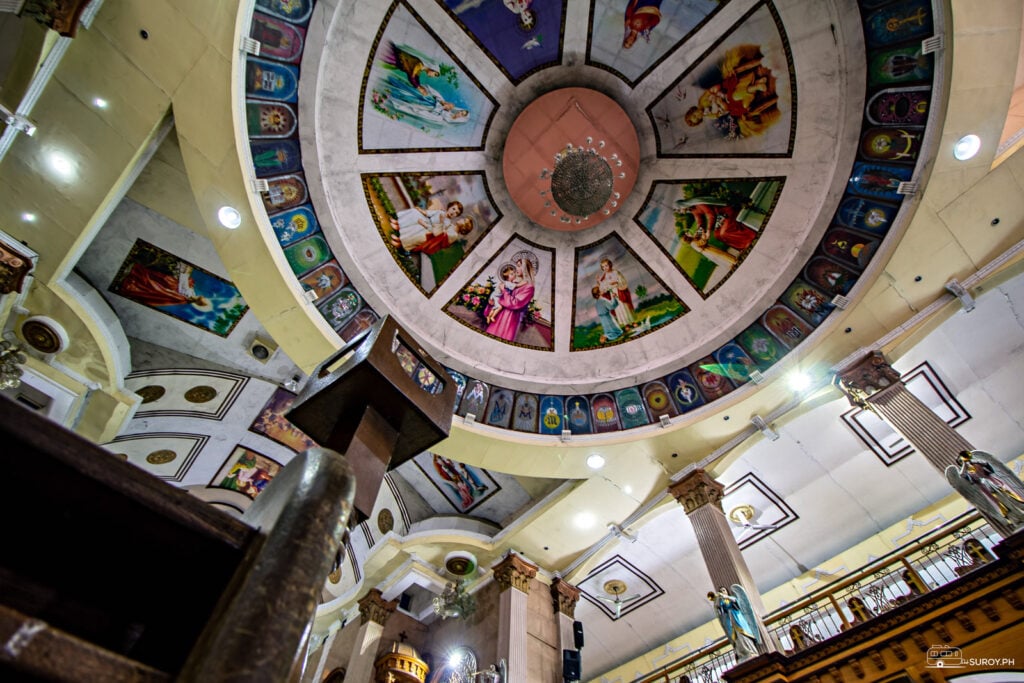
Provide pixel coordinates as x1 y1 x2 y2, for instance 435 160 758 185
0 395 355 682
287 315 459 523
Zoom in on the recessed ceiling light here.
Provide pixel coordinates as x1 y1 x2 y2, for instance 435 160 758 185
21 212 36 222
953 134 980 161
586 454 605 469
93 97 109 109
48 151 75 179
217 205 242 229
788 372 812 392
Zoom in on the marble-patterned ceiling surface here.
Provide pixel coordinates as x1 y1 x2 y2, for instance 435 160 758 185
244 0 939 435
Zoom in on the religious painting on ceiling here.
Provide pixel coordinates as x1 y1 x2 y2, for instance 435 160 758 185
571 233 687 351
360 1 497 151
444 235 554 350
647 1 795 157
413 451 499 513
636 177 783 298
246 100 297 138
364 171 500 295
587 0 728 86
250 12 306 63
109 240 249 338
436 0 566 84
249 388 317 453
255 0 313 24
211 446 283 500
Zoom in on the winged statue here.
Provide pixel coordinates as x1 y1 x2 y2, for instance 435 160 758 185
945 450 1024 533
708 584 761 662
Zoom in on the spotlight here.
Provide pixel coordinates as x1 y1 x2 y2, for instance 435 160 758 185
93 97 109 109
21 213 36 223
48 151 75 179
217 205 242 229
953 134 980 161
587 454 605 469
788 372 812 392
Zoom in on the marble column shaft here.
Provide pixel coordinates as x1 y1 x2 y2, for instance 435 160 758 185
836 350 973 473
345 589 397 683
669 470 775 654
551 578 581 656
494 553 538 683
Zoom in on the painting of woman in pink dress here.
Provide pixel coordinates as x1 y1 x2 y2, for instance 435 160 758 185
484 251 537 342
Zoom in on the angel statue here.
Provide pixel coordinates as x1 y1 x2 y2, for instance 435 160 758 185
708 585 761 662
946 450 1024 532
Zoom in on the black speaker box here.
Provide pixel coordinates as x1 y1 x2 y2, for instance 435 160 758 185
573 620 584 649
562 648 581 681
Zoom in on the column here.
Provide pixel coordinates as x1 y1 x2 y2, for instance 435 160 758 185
832 352 1024 537
345 588 397 683
836 351 971 473
550 578 581 655
493 553 537 683
669 470 775 655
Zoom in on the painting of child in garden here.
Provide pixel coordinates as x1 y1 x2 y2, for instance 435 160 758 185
637 178 783 298
109 239 249 337
571 234 687 350
648 2 793 156
361 3 495 150
365 172 498 295
444 236 553 350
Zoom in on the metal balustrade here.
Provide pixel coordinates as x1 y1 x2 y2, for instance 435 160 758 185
631 512 995 683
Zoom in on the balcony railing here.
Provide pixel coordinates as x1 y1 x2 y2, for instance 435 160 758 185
632 511 997 683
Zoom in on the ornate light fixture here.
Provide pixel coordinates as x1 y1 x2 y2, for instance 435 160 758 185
432 579 477 620
0 340 27 390
433 550 478 620
539 136 627 225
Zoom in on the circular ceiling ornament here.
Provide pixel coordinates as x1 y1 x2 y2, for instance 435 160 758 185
503 88 639 231
444 550 478 577
20 316 68 355
136 385 166 404
603 579 628 596
184 385 218 403
146 449 176 465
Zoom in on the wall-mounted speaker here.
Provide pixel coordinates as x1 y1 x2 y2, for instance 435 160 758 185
248 337 278 363
562 649 581 681
573 620 584 649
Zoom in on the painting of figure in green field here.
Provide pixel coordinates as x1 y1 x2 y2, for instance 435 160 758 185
636 178 783 298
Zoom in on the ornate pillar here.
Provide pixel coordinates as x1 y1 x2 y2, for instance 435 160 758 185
669 470 775 655
836 351 972 473
551 577 581 655
345 588 398 683
493 553 538 683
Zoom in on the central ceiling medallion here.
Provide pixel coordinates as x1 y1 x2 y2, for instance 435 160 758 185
503 88 640 232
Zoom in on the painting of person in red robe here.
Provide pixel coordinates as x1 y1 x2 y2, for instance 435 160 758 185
623 0 662 49
110 240 248 337
675 198 757 252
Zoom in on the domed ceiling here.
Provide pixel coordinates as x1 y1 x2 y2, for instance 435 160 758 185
244 0 937 435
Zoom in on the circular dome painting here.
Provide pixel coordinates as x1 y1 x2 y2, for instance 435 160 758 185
244 0 938 435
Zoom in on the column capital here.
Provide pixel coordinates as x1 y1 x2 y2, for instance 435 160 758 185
835 350 902 407
669 469 725 515
550 577 581 617
493 553 538 593
358 588 398 626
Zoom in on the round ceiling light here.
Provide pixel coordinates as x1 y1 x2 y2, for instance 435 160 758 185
586 453 606 470
217 205 242 229
953 134 981 161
